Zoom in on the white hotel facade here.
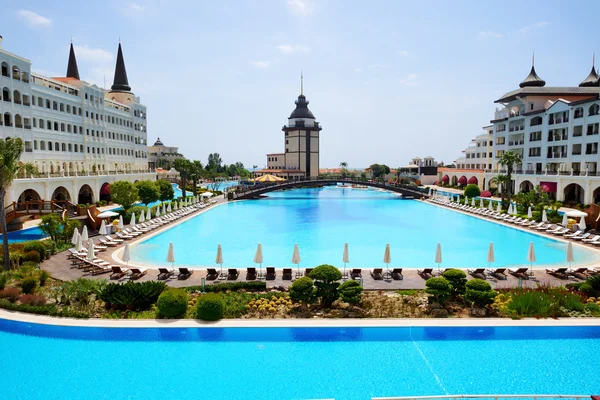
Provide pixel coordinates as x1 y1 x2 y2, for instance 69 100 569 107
446 61 600 205
0 36 154 207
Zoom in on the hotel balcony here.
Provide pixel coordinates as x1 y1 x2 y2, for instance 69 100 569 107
508 140 524 146
508 125 524 132
547 152 568 159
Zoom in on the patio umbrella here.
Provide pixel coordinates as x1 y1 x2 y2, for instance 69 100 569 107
488 201 493 211
561 213 568 226
166 242 175 269
99 220 107 236
487 242 495 268
513 203 518 216
479 198 483 208
464 196 468 206
162 203 166 215
527 206 532 219
435 243 442 272
146 208 151 221
130 212 136 228
97 210 119 218
566 242 574 268
155 206 161 218
496 201 501 213
139 211 145 223
342 243 350 278
456 196 460 203
527 242 536 277
81 225 89 244
471 197 475 207
383 243 391 275
542 209 548 223
167 203 172 213
173 202 178 211
71 228 80 246
118 216 124 230
507 203 513 215
86 239 95 262
76 232 83 252
216 244 224 277
254 243 264 279
122 242 131 266
292 243 301 277
428 188 432 196
579 216 587 231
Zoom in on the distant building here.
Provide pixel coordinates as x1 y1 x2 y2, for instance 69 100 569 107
398 156 439 184
147 137 183 170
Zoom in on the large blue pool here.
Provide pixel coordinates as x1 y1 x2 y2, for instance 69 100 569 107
0 319 599 399
0 226 47 243
130 187 600 269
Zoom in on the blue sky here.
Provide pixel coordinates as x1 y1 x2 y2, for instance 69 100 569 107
3 0 600 169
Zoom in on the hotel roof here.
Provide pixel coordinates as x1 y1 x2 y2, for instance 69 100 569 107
495 86 599 103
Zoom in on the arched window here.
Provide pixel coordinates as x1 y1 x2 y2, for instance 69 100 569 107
67 124 72 133
574 107 584 119
11 65 21 81
59 103 64 112
589 104 600 116
61 143 66 151
37 97 43 107
1 87 10 102
68 144 72 152
530 116 542 126
46 99 50 109
55 142 59 151
46 120 51 130
48 142 53 151
54 122 59 131
40 141 46 150
60 123 65 132
13 90 21 104
0 62 8 77
3 112 12 126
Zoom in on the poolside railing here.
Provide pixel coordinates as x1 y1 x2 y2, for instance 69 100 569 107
372 395 592 400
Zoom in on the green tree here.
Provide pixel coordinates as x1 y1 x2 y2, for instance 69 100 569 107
135 180 160 205
465 279 497 308
38 214 62 242
497 151 522 205
309 264 342 307
369 164 391 182
339 161 348 178
110 181 139 210
442 269 467 298
155 180 175 201
188 160 204 195
425 277 452 305
338 280 363 304
173 158 192 198
289 277 317 305
0 138 26 270
495 174 509 206
207 153 223 173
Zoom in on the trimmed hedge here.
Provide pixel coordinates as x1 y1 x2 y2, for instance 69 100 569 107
23 241 46 261
196 293 224 321
289 277 316 304
0 299 90 318
465 279 497 307
157 289 188 318
186 281 266 293
442 269 467 297
98 281 166 310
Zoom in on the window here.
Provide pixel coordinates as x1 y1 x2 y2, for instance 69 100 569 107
530 116 543 126
586 143 598 155
529 131 542 142
496 124 506 132
574 107 584 119
590 104 600 116
587 123 599 135
572 144 582 155
573 125 583 137
496 137 505 145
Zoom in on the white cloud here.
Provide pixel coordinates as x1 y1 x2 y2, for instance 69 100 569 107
518 21 550 35
276 44 309 54
368 64 387 69
73 45 114 64
120 1 146 16
354 68 362 73
396 50 409 56
17 10 52 27
398 74 418 86
288 0 315 16
251 61 271 69
479 31 503 38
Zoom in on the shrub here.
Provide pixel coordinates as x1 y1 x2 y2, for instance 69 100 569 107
425 277 452 305
463 184 481 198
585 302 600 314
0 272 9 290
157 289 188 318
97 281 166 310
136 180 160 205
39 270 50 286
309 264 342 308
185 281 266 293
442 269 467 297
43 240 57 255
22 251 41 264
0 287 21 302
0 299 89 318
20 277 37 294
196 293 224 321
465 279 497 308
20 294 47 306
24 241 46 261
338 280 363 304
289 277 316 305
585 275 600 297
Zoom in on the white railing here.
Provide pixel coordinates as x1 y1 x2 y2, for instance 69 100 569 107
373 394 591 400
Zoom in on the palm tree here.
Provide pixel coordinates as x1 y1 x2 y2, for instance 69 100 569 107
189 160 203 195
495 174 509 207
339 162 348 178
173 158 192 199
0 138 25 270
497 151 523 205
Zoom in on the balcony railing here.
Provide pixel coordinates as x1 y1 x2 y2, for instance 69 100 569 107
572 151 582 155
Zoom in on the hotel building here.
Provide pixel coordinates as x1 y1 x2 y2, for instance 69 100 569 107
147 137 183 170
0 36 154 209
443 60 600 204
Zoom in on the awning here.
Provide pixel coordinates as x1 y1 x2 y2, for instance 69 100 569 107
564 210 588 218
441 175 449 182
540 181 557 193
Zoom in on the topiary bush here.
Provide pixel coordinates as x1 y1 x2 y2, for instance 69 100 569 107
157 289 188 318
0 287 21 302
22 251 41 264
442 269 467 297
20 277 37 294
19 294 47 306
196 293 224 321
425 277 452 305
465 278 497 308
463 184 481 198
309 264 342 308
24 241 46 261
289 277 316 305
338 280 363 305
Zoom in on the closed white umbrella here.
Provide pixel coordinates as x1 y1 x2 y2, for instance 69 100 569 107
512 203 518 216
168 203 173 212
479 198 483 208
487 242 495 268
179 200 183 209
342 243 349 278
542 209 548 223
527 206 532 219
507 203 513 215
435 243 442 272
86 239 95 262
488 200 493 211
71 228 80 246
118 215 124 230
383 243 391 275
579 216 587 231
173 202 178 211
76 232 83 252
166 242 175 269
496 201 501 213
471 197 475 207
99 220 107 236
254 243 264 279
162 203 166 215
428 188 432 196
464 196 468 205
81 225 89 244
130 212 136 228
155 206 161 217
527 242 536 277
146 208 151 221
456 196 460 203
216 243 224 277
122 242 130 266
566 242 574 268
139 211 145 223
292 243 301 277
561 213 568 226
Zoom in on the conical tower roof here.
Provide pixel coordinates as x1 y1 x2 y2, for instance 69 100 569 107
519 65 546 88
66 42 80 80
111 43 131 92
579 56 599 87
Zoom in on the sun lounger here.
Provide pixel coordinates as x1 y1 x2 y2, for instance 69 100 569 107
98 238 119 247
417 268 435 279
551 228 570 236
177 268 193 280
534 224 552 231
546 226 563 234
350 269 362 280
158 268 174 280
90 263 113 275
391 268 403 280
116 232 134 240
528 222 545 229
582 235 600 243
106 235 124 243
67 248 86 259
370 268 383 280
110 266 130 279
266 267 276 280
568 268 590 279
486 268 507 280
509 267 531 279
206 268 219 280
573 233 591 241
246 267 257 280
468 268 487 279
282 268 293 280
546 268 570 279
227 268 239 280
130 268 147 280
564 230 584 238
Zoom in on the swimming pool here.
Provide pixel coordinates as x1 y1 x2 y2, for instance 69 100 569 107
0 319 598 400
0 226 47 243
129 187 600 269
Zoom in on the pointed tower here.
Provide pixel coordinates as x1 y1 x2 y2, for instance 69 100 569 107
579 55 599 87
66 42 80 80
110 42 132 93
519 54 546 88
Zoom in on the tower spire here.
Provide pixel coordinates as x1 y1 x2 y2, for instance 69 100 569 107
532 51 535 67
66 42 80 80
110 42 131 93
301 71 303 95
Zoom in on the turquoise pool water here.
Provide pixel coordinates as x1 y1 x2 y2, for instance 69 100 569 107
130 187 599 269
0 226 47 243
0 320 599 399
